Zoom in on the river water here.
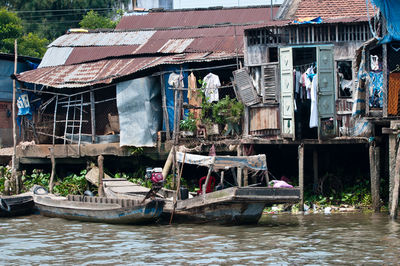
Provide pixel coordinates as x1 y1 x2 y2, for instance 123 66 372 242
1 213 399 265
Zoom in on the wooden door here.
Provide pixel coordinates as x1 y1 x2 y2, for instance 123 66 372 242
280 47 295 139
317 46 336 139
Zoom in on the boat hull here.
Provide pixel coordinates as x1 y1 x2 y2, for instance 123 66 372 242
164 202 266 225
0 195 35 217
34 195 164 224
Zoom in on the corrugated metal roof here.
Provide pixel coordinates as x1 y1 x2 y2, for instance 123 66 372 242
49 31 156 47
17 52 237 88
16 7 275 88
117 6 278 30
65 45 140 65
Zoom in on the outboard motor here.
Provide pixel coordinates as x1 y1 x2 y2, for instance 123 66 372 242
143 167 164 201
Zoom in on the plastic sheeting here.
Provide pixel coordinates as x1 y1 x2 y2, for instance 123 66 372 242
371 0 400 43
176 152 267 171
162 66 188 132
117 77 162 147
0 59 35 101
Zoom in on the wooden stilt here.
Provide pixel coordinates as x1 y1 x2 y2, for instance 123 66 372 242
12 39 18 194
389 134 397 212
203 157 216 196
390 141 400 219
298 144 304 212
90 88 96 144
313 148 318 193
98 155 105 197
369 143 381 213
49 147 56 193
237 145 242 187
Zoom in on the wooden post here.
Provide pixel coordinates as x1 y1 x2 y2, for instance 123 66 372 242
52 95 58 145
11 39 18 194
98 155 105 197
90 88 96 143
162 148 173 179
170 153 186 224
313 148 318 193
237 145 242 187
160 73 170 140
243 106 249 137
369 143 380 212
389 134 397 211
243 168 248 187
203 157 216 196
298 144 304 211
49 147 56 193
220 171 225 187
390 139 400 219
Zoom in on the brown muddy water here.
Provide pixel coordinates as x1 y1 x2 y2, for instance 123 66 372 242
0 213 399 265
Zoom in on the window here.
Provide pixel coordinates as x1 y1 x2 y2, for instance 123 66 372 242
337 60 353 98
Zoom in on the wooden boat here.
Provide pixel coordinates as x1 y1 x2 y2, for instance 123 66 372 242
0 194 35 217
104 152 300 225
33 193 164 224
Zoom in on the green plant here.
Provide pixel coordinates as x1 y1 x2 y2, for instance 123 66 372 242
129 147 144 156
53 170 87 196
23 169 50 192
180 112 197 132
0 166 12 193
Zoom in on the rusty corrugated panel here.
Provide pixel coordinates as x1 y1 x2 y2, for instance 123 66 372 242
17 52 240 88
117 7 279 30
50 31 156 47
157 39 194 53
17 57 163 88
65 45 140 65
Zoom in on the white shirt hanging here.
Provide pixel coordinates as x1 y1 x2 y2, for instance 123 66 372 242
203 73 221 103
309 74 318 128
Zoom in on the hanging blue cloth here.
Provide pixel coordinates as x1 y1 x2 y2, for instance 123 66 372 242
370 0 400 43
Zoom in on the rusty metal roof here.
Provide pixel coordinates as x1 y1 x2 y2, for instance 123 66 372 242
117 6 279 30
17 6 276 88
17 52 235 88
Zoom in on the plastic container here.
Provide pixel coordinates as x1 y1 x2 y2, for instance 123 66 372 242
180 187 189 200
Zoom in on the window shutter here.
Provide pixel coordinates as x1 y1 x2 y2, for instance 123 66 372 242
263 63 279 101
233 68 260 106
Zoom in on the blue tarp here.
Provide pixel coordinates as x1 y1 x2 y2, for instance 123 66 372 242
293 16 322 24
370 0 400 43
162 65 189 132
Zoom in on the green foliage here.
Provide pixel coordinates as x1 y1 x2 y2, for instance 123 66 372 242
22 169 87 196
128 146 144 156
180 112 197 132
79 10 117 29
212 95 244 125
18 32 48 57
197 79 243 132
22 169 50 191
53 170 87 196
0 165 12 192
164 174 187 190
2 1 130 41
0 7 22 53
304 177 372 208
0 8 48 57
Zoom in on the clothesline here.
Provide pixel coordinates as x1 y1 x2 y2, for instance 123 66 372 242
151 63 238 77
294 62 315 69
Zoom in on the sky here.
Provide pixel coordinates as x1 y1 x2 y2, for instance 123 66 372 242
173 0 283 9
136 0 283 10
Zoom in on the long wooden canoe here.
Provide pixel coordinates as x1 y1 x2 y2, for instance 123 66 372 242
34 194 164 224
